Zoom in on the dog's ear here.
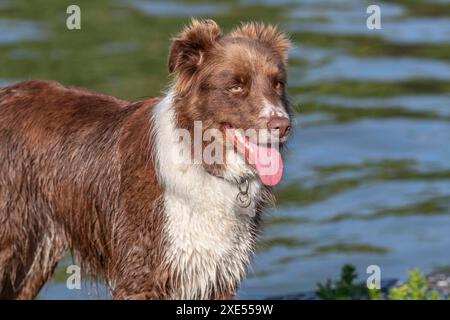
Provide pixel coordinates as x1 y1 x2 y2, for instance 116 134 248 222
230 22 290 63
168 19 222 74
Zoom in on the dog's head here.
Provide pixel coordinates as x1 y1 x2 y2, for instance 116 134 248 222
168 19 292 186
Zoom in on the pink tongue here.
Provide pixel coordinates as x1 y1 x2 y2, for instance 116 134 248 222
250 141 284 186
232 133 284 186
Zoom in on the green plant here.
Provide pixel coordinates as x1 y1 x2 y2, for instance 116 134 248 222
368 287 384 300
388 269 440 300
316 265 445 300
316 264 367 299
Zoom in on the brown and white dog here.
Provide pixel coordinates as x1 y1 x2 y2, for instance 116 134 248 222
0 19 292 300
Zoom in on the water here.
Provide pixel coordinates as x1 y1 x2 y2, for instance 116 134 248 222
0 0 449 299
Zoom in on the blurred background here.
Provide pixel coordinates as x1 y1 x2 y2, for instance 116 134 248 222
0 0 449 299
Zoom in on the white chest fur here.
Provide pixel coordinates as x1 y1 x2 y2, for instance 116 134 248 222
152 93 262 299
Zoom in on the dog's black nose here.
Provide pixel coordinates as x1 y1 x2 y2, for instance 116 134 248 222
267 116 291 139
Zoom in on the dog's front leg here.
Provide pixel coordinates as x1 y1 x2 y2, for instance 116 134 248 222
212 291 236 300
110 270 170 300
112 285 166 300
118 292 236 300
120 291 161 300
111 281 168 300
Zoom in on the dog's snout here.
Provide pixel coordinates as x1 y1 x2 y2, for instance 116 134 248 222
267 116 291 139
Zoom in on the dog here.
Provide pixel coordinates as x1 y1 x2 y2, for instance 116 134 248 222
0 19 292 299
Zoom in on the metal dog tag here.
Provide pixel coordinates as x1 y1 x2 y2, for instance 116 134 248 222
236 179 251 208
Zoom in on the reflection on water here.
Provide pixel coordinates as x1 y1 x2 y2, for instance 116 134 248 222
296 56 450 83
298 94 450 117
0 0 449 299
128 0 227 17
0 19 46 44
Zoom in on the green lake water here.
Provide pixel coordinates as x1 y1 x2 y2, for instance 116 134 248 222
0 0 449 299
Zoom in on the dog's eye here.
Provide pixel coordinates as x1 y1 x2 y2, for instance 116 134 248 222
229 85 243 94
275 81 284 91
